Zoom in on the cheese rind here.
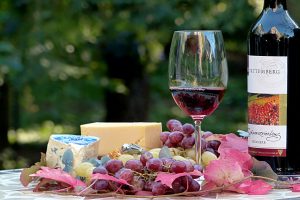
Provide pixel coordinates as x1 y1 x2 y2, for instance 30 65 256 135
46 134 100 169
80 122 162 155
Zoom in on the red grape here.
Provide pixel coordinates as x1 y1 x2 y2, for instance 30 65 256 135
143 181 153 191
202 131 213 139
115 168 134 183
206 140 221 151
188 179 200 192
206 147 218 156
164 139 173 147
166 119 183 132
132 176 145 191
169 131 184 144
93 180 109 190
181 175 193 188
182 123 195 135
93 166 108 174
146 158 163 172
160 131 170 143
140 151 153 166
201 137 207 151
105 159 123 173
161 158 174 172
180 136 195 149
172 178 185 193
152 182 166 195
170 160 187 173
183 161 194 172
194 164 203 172
125 159 143 173
178 175 200 191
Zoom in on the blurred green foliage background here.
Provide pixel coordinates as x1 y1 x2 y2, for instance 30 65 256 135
0 0 299 169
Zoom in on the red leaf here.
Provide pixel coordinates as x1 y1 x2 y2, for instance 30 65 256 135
235 179 272 195
291 184 300 192
219 148 253 170
20 165 40 187
204 159 244 187
155 170 202 188
91 173 132 186
219 133 248 153
201 181 218 191
30 167 86 188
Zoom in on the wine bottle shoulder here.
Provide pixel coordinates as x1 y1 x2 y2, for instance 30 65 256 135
249 8 298 38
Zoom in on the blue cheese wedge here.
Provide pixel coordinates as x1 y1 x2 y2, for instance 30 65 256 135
46 134 100 171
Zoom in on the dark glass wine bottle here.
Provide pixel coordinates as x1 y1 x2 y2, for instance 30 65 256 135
247 0 300 176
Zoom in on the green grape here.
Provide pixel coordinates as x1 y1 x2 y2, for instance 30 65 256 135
201 151 218 167
187 158 196 165
149 148 161 158
74 162 95 178
185 148 196 160
169 148 182 156
172 155 188 162
117 154 135 165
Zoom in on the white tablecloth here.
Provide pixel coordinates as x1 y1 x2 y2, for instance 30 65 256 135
1 169 300 200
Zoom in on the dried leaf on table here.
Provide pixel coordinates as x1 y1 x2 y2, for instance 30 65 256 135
91 173 132 186
155 170 202 188
20 152 47 186
251 158 278 180
30 167 86 189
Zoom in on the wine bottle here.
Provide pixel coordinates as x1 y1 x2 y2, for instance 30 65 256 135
247 0 300 175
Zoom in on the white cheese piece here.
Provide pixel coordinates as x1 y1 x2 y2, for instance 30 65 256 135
46 134 100 169
80 122 162 156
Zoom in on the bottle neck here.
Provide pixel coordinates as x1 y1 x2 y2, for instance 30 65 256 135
263 0 287 10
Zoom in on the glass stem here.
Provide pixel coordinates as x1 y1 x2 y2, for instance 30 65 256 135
194 120 202 165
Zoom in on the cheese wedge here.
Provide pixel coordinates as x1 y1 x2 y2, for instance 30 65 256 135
46 134 100 170
80 122 162 155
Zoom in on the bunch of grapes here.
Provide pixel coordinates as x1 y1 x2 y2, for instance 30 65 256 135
89 150 202 195
161 119 221 166
160 119 196 149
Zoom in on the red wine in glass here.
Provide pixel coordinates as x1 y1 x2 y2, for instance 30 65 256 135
170 87 226 120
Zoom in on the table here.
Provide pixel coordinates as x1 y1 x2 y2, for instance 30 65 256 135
1 169 300 200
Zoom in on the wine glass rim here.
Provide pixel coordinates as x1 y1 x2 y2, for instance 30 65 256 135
174 30 222 33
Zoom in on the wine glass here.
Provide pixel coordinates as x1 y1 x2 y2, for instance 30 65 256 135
168 30 228 164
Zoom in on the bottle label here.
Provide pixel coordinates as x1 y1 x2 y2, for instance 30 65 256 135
248 55 287 157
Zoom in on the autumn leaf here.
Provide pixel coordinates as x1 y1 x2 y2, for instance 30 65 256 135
219 133 248 153
30 167 86 188
20 152 47 186
20 165 40 187
251 158 278 180
291 184 300 192
235 179 272 195
219 148 253 170
91 173 132 186
155 170 202 188
204 159 244 187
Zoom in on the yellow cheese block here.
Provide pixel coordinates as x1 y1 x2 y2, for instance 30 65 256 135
80 122 162 156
